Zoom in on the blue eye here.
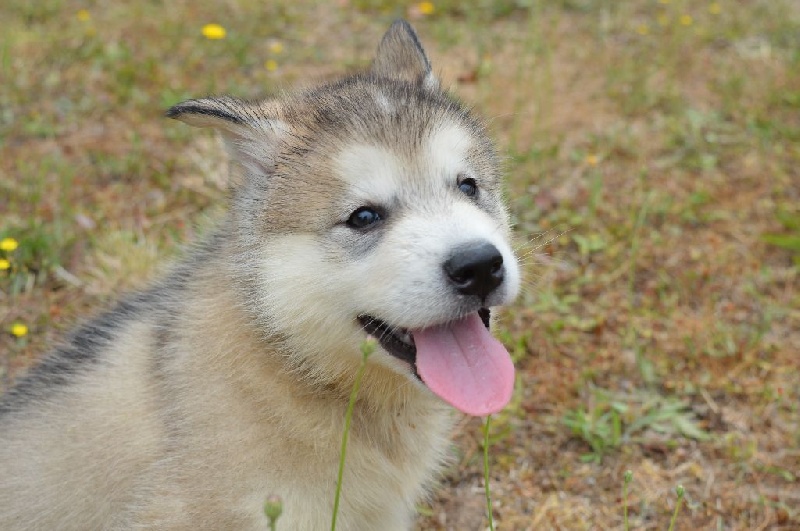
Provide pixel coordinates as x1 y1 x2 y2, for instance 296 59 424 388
458 177 478 197
347 207 382 229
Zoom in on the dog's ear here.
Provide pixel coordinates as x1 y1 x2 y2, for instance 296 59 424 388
166 96 284 137
167 96 287 180
370 20 438 89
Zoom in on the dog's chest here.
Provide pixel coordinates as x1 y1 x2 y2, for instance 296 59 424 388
199 407 454 530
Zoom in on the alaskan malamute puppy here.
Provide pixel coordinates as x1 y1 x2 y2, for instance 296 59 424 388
0 20 519 530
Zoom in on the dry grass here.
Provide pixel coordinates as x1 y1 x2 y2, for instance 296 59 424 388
1 1 798 529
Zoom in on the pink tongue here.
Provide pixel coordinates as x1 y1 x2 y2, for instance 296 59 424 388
413 313 515 416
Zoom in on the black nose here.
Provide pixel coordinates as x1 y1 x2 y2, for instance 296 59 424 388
443 242 505 299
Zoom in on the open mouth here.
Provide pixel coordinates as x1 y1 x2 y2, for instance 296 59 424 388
356 307 514 416
357 308 491 371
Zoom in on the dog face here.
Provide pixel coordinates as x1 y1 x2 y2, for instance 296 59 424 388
169 21 519 415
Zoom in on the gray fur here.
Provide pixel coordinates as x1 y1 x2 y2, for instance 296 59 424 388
0 20 519 530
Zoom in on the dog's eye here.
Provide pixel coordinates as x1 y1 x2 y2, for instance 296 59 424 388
347 207 382 229
458 177 478 197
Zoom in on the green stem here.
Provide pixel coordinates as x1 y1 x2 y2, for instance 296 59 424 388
330 340 374 531
667 485 685 531
264 494 282 531
623 470 632 530
483 415 495 531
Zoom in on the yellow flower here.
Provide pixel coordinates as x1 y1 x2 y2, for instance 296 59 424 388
202 24 226 40
657 14 670 27
269 40 284 54
0 237 19 252
680 14 693 26
11 323 28 338
709 3 721 15
77 9 91 22
0 258 9 270
586 154 599 166
417 2 435 15
265 59 278 72
636 24 650 36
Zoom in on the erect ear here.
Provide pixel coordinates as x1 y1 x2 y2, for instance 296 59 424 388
166 96 287 179
370 19 438 89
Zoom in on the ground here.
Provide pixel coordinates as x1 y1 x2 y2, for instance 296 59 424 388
1 1 798 529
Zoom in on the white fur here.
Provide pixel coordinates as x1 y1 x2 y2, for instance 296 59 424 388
426 123 474 177
331 123 519 329
335 144 404 210
0 21 518 530
373 90 394 114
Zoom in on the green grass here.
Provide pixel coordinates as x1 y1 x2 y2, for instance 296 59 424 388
562 386 708 463
2 0 799 528
622 470 632 529
763 208 800 266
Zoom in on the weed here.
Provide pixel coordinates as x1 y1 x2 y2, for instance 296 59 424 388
763 208 800 266
264 495 283 531
667 485 685 531
330 338 375 531
482 415 496 531
563 387 708 462
0 225 71 295
622 470 632 530
562 393 624 463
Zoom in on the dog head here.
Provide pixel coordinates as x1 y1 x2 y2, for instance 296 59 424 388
168 21 520 415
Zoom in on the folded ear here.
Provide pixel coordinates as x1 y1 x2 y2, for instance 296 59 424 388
167 96 287 180
370 19 438 89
